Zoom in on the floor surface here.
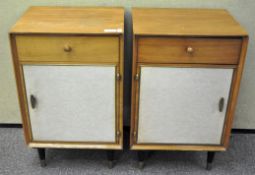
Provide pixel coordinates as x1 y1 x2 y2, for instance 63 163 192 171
0 128 255 175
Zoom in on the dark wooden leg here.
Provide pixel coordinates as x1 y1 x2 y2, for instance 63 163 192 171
106 150 114 168
137 151 146 169
206 151 215 170
37 148 46 167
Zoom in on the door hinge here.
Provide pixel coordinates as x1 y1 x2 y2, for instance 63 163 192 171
133 131 137 142
135 74 140 81
117 130 121 138
116 130 121 143
116 73 121 81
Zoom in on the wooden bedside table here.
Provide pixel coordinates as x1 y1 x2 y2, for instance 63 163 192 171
10 6 124 168
130 8 248 170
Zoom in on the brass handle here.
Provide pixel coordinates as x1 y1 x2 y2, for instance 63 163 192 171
218 97 225 112
63 45 72 52
30 95 37 109
186 46 194 54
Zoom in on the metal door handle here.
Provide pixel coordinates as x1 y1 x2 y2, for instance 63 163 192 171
218 97 225 112
30 95 37 109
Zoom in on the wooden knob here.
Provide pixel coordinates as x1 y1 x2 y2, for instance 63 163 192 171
64 45 72 52
186 46 194 54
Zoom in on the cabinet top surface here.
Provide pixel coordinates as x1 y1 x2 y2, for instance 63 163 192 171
132 8 247 37
10 6 124 35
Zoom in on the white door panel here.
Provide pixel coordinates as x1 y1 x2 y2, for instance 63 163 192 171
137 67 233 145
23 65 116 142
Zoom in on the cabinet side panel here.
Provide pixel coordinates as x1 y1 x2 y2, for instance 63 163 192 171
23 65 116 142
137 67 233 145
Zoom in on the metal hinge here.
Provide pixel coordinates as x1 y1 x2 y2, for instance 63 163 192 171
116 130 121 143
133 131 137 142
135 74 140 81
116 130 121 138
116 73 121 81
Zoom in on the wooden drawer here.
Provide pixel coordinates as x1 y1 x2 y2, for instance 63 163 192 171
137 37 242 64
16 35 119 63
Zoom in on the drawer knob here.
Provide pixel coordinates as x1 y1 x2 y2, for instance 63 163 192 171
64 45 72 52
186 46 194 54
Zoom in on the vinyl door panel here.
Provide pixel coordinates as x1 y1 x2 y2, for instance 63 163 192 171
137 67 233 145
23 65 116 142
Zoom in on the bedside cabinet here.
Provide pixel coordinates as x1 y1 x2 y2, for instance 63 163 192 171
130 8 248 170
10 7 124 167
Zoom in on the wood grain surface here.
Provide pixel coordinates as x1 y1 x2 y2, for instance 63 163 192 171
132 8 247 36
11 6 124 35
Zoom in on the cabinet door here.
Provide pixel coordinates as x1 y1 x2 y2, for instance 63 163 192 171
23 65 116 142
137 67 233 145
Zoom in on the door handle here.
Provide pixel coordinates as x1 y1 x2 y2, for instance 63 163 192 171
218 97 225 112
30 94 37 109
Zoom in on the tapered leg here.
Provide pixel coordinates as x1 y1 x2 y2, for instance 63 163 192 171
206 151 215 170
106 150 114 168
137 151 147 169
37 148 46 167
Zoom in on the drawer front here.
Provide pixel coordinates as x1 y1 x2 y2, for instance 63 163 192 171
138 37 242 64
137 66 233 145
16 36 119 63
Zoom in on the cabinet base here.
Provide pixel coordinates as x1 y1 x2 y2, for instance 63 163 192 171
136 150 217 170
137 151 150 169
206 151 216 170
106 150 115 169
36 148 117 168
37 148 46 167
